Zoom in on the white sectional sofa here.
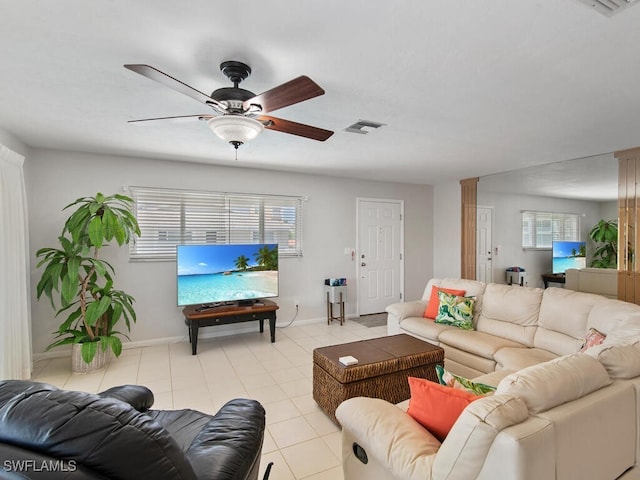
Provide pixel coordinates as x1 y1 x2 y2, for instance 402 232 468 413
387 278 639 379
566 266 618 298
335 278 640 480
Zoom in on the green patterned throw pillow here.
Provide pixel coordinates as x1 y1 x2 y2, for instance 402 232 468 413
435 364 497 396
435 291 475 330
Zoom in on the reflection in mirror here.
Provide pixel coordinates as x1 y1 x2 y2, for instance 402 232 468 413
624 163 636 273
477 153 617 292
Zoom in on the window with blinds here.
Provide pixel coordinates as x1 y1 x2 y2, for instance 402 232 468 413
522 211 580 249
128 186 304 261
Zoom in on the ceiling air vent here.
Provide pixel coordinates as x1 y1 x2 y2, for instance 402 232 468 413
576 0 640 16
345 120 386 135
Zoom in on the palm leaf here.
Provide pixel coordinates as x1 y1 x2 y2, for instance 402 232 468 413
81 341 98 364
84 296 112 327
88 216 104 248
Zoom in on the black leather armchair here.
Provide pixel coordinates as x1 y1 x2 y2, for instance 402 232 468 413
0 380 266 480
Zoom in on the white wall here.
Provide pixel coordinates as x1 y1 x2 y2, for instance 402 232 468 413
599 201 617 222
25 149 433 355
433 181 462 279
0 127 28 157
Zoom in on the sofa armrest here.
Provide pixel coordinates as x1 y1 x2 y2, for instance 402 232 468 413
98 385 154 412
386 301 426 334
336 397 439 480
186 398 265 480
433 394 529 479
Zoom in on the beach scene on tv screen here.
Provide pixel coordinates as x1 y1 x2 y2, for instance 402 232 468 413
553 241 586 273
177 244 278 306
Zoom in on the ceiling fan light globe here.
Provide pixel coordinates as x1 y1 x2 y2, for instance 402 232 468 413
207 115 264 145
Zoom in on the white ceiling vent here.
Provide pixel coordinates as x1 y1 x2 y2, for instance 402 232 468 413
576 0 640 16
345 120 386 134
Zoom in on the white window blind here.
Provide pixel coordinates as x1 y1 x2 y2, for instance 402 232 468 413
128 186 304 260
522 211 580 249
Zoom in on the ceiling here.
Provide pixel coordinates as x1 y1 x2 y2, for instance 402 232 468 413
2 1 640 187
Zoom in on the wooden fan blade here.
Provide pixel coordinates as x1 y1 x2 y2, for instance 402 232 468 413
258 115 333 141
245 76 325 114
128 114 213 124
124 64 227 111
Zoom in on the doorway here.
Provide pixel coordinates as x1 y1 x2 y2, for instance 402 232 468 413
356 198 404 315
476 206 493 283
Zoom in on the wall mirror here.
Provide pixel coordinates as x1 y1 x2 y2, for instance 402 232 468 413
476 153 617 289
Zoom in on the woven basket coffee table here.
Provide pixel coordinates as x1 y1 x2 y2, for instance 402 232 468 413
313 334 444 424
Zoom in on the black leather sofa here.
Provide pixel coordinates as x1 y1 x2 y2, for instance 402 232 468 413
0 380 266 480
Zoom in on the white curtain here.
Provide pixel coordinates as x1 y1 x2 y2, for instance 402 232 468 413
0 145 32 379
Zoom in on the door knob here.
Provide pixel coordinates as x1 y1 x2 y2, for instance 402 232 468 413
361 262 366 267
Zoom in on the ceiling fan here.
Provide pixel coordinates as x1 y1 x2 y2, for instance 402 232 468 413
124 61 334 149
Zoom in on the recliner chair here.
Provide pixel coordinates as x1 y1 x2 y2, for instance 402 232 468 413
0 380 267 480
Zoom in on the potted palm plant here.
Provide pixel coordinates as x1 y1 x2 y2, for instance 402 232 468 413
36 193 140 373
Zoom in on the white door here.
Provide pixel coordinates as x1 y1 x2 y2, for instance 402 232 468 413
357 199 403 315
476 207 493 283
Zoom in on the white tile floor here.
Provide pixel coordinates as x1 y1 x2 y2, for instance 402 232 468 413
32 319 388 480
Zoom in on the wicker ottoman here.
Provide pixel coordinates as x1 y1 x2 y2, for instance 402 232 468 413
312 334 444 424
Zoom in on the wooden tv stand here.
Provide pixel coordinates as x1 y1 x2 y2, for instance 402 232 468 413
182 299 279 355
541 272 566 288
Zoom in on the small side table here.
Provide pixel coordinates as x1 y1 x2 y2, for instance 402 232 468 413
325 286 346 325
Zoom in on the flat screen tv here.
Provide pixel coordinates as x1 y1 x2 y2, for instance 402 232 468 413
552 240 586 274
177 243 278 307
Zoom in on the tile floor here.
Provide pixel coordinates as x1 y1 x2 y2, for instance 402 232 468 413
32 319 388 480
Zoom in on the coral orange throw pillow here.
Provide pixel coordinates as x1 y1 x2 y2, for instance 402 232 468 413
424 286 466 319
406 376 480 442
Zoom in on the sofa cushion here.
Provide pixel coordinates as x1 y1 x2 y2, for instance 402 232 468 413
587 299 640 334
494 346 558 372
602 313 640 345
496 353 612 414
534 288 603 355
399 316 456 344
421 278 486 302
424 286 465 319
444 345 497 374
475 283 542 347
406 376 480 442
435 291 475 329
439 329 526 360
584 343 640 379
565 267 618 298
150 409 213 451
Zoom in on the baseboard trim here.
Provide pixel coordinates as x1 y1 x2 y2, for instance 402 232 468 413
32 315 336 362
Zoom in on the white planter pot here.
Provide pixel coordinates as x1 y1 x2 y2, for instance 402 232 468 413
71 343 112 374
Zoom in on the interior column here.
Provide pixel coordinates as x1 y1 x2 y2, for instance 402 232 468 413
460 177 478 280
615 147 640 304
